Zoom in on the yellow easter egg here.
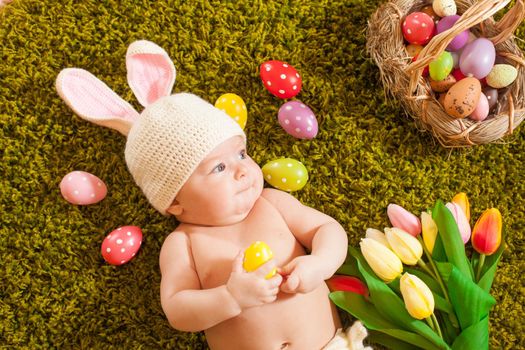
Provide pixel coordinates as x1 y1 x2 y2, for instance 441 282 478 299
262 158 308 192
243 241 276 279
486 64 518 89
215 93 248 129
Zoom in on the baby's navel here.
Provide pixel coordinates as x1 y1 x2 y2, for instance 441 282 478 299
280 342 290 349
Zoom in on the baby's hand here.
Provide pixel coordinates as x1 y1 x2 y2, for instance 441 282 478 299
226 251 283 310
279 255 328 294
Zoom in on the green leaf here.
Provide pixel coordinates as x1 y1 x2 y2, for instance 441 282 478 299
337 258 363 278
451 316 489 350
368 330 422 350
476 232 505 293
436 311 459 345
348 247 450 349
330 291 397 329
368 329 443 350
389 274 453 315
434 261 453 284
432 201 473 280
405 267 443 297
431 223 447 262
447 266 496 330
330 292 446 350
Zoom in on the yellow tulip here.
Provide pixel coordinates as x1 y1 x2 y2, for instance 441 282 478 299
421 211 438 253
400 273 435 320
384 227 423 265
452 192 470 221
365 228 390 248
360 238 403 283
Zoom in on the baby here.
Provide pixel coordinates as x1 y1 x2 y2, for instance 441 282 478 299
56 40 367 350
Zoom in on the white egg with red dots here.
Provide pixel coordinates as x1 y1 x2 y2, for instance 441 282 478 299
101 226 143 265
59 170 107 205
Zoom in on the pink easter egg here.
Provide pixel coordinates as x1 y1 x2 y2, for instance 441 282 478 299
260 60 302 99
101 226 143 265
469 92 489 121
278 101 318 139
60 171 107 205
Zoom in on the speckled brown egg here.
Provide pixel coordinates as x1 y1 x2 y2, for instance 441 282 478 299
444 77 481 119
430 74 456 92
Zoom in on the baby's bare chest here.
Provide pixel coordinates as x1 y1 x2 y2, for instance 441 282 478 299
188 202 305 288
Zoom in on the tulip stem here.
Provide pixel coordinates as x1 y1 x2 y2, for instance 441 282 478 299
425 316 434 330
431 313 443 339
419 237 460 329
476 253 486 282
417 260 436 279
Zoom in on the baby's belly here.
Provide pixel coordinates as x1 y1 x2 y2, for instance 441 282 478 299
204 283 341 350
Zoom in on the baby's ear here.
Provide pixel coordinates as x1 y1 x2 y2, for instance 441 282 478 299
166 201 183 216
126 40 176 107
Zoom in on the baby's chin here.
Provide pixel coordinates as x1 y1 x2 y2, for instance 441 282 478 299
216 181 263 225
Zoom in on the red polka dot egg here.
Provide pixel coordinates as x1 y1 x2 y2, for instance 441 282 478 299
59 170 107 205
101 226 143 265
260 60 302 99
402 12 435 45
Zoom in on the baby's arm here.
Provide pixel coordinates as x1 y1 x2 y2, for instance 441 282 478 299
160 230 282 332
261 188 348 293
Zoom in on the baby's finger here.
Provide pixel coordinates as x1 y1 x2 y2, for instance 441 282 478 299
231 251 244 273
281 274 300 293
254 259 276 278
268 273 283 288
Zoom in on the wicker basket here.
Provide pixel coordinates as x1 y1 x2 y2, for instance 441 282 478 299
367 0 525 147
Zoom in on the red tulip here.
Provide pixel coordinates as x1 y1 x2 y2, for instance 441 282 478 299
326 275 369 298
472 208 502 255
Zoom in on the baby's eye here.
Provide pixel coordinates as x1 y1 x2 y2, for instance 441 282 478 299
212 163 226 173
239 149 247 160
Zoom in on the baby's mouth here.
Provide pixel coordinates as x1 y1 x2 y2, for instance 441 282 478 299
237 181 253 195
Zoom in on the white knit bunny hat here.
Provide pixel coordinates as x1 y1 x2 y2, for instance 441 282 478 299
56 40 245 215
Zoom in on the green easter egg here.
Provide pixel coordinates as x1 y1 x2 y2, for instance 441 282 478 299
429 51 454 81
262 158 308 191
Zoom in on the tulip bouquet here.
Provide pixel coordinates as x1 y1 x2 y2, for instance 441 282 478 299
327 193 504 350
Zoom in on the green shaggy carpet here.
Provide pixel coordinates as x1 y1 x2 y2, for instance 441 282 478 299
1 0 524 348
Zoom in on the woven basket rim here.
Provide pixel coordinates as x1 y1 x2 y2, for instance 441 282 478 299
366 0 525 147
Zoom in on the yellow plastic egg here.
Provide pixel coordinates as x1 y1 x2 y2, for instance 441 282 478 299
262 158 308 192
215 93 247 129
243 241 276 279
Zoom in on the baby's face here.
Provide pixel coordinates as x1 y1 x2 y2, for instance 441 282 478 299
168 136 264 226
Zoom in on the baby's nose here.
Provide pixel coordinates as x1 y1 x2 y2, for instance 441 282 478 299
234 163 248 180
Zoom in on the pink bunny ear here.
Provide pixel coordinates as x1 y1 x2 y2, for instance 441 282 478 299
56 68 140 136
126 40 176 107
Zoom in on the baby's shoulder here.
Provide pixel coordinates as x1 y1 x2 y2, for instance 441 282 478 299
260 187 300 209
160 225 191 256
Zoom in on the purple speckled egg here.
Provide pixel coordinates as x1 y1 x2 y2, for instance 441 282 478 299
436 15 469 52
278 101 318 139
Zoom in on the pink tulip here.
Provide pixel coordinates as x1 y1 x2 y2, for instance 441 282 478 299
387 204 422 237
446 202 471 243
326 275 369 299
